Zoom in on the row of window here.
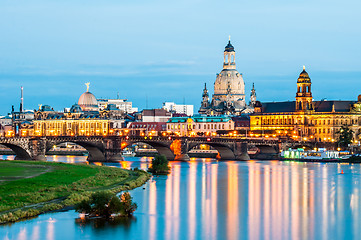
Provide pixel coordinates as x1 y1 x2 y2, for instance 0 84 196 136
167 123 232 130
311 119 359 125
35 121 108 130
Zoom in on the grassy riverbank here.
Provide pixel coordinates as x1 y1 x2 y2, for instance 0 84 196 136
0 160 151 224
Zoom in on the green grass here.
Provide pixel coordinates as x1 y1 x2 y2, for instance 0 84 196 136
0 162 50 181
0 160 151 223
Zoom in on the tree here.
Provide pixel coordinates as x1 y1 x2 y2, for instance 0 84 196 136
120 192 138 216
148 154 170 174
75 191 137 218
336 125 354 148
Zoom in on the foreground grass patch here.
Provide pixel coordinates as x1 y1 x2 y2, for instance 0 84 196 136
0 160 150 223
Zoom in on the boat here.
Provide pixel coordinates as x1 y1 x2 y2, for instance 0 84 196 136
122 150 136 157
281 148 352 162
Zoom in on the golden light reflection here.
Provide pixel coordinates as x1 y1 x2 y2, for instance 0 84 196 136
188 161 197 240
149 180 157 240
227 163 239 240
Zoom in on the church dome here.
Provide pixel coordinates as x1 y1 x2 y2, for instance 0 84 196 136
78 83 99 111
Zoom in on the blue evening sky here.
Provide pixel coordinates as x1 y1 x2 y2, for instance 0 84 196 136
0 0 360 114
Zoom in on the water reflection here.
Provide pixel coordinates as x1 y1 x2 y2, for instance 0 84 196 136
1 158 361 240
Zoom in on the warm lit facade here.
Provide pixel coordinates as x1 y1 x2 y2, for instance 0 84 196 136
250 67 361 142
167 116 234 136
32 105 111 137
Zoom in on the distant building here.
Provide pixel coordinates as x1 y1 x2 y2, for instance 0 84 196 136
162 102 194 116
232 115 250 131
129 122 167 136
250 66 361 141
27 84 129 137
141 109 172 122
98 98 138 113
166 115 234 137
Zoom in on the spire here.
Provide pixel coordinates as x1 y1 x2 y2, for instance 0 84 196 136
250 83 257 107
303 65 306 71
20 86 24 113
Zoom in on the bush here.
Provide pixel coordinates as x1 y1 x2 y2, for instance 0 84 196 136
75 191 137 218
148 155 170 174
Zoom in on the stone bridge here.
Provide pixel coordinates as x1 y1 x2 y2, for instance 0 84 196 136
0 136 319 161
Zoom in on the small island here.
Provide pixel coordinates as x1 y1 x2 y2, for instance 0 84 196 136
75 191 137 219
147 154 171 175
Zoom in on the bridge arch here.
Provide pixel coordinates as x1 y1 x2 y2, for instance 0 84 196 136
187 142 236 160
0 143 32 160
127 141 175 160
46 141 106 161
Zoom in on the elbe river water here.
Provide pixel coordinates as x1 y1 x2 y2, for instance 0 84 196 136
1 155 361 240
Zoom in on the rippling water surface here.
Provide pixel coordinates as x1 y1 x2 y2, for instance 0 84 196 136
1 155 361 240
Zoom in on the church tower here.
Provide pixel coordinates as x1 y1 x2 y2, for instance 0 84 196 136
296 66 313 111
211 38 246 115
198 83 210 114
250 83 257 107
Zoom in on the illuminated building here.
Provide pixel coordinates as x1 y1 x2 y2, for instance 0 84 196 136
250 67 361 141
31 84 126 137
33 104 110 136
166 116 234 136
199 38 254 115
129 122 167 136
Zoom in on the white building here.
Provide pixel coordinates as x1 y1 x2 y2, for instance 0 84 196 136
162 102 194 116
97 99 138 113
141 109 172 122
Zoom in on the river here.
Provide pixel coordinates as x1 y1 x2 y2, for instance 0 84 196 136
1 155 361 240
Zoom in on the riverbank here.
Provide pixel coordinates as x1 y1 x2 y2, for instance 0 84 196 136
0 160 151 224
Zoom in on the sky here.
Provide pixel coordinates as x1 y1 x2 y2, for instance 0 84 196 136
0 0 360 114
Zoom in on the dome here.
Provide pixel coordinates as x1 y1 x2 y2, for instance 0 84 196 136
70 104 83 113
358 94 361 102
78 91 99 112
297 66 311 83
225 40 235 52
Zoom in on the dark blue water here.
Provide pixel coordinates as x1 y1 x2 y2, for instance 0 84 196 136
1 156 361 240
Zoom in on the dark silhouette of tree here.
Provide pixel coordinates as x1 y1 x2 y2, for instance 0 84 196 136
148 154 170 174
336 125 354 148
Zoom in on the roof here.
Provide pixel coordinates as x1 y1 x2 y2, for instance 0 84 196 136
225 40 235 52
313 100 355 112
257 100 356 113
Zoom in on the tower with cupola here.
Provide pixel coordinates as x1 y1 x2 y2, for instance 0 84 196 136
296 66 313 111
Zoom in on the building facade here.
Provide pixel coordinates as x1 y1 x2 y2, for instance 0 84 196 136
141 109 172 122
98 98 138 113
166 116 234 137
250 67 361 142
162 102 194 116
